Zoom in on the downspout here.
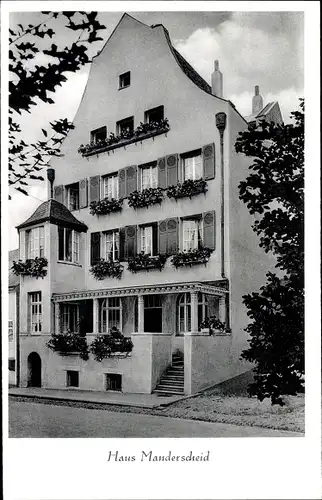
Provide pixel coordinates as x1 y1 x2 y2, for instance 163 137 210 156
16 284 20 387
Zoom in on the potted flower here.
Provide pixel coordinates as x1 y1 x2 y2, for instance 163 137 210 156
12 257 48 279
89 197 123 216
90 259 124 280
46 330 89 360
128 187 164 209
167 179 208 201
171 247 213 268
90 327 133 361
128 252 167 273
198 315 227 335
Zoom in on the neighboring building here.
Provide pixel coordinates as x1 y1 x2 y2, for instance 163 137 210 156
245 85 283 125
14 14 277 395
9 249 19 386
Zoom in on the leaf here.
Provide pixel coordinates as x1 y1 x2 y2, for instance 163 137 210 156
16 186 29 196
41 128 48 137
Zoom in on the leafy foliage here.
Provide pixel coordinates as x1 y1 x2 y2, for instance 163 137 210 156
128 187 164 209
236 99 304 405
128 253 167 273
89 197 123 216
12 257 48 278
167 178 208 200
9 12 107 197
199 315 227 335
90 259 124 280
46 331 89 360
171 247 213 268
90 328 133 361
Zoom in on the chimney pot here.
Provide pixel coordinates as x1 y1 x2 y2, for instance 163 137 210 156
211 59 223 98
252 85 263 115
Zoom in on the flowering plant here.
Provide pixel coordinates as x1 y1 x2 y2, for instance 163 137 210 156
166 179 208 200
90 259 124 280
128 253 167 273
171 247 213 268
46 331 89 360
198 315 227 335
90 327 133 361
89 197 123 216
12 257 48 278
128 187 164 209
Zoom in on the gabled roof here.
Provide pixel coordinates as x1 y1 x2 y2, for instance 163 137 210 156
16 199 88 232
246 101 283 124
9 249 20 287
171 48 213 96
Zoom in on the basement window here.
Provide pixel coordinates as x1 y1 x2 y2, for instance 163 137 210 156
105 373 122 391
119 71 131 89
66 370 79 388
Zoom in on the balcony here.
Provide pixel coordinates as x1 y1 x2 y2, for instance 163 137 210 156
78 119 170 157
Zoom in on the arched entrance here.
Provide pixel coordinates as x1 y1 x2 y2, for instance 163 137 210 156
27 352 42 387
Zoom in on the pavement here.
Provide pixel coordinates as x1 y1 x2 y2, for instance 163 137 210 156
9 400 300 438
9 386 186 409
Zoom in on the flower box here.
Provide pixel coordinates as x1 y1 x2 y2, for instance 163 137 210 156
90 259 124 280
12 257 48 279
47 332 89 360
90 328 133 362
127 187 164 209
199 316 227 335
166 179 208 201
171 247 213 268
128 253 167 273
78 119 170 157
90 197 123 216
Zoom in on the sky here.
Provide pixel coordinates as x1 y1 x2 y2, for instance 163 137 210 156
7 10 304 250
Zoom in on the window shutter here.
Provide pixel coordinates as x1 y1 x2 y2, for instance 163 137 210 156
152 222 158 256
124 225 137 259
203 211 216 249
157 157 167 189
166 154 178 187
119 169 126 198
89 175 100 203
126 165 137 196
158 220 168 255
167 218 178 254
119 227 125 261
202 143 215 180
79 179 88 208
90 232 101 265
54 185 64 204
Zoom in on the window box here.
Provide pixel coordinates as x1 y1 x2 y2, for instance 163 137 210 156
128 253 167 273
128 187 164 209
167 178 208 200
46 332 89 360
12 257 48 278
171 247 213 268
78 119 170 157
90 259 124 280
198 315 227 335
90 328 133 361
90 197 123 216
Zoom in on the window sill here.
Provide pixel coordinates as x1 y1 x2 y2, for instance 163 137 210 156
57 260 82 267
118 85 130 90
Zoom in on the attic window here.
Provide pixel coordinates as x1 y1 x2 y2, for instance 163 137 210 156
145 106 164 124
117 116 134 137
90 126 107 145
119 71 131 89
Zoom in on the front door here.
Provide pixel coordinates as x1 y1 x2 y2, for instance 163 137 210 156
27 352 42 387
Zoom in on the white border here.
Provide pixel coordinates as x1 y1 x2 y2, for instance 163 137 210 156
2 2 321 500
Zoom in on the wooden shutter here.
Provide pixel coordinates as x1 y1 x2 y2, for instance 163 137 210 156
54 185 64 204
119 227 125 261
166 154 178 187
126 165 137 196
202 143 215 180
152 222 158 256
203 211 216 249
124 225 137 259
89 175 100 203
119 169 126 198
157 157 167 189
79 179 88 208
158 220 168 255
90 232 101 265
167 218 178 254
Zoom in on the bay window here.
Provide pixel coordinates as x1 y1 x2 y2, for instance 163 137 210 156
27 226 44 259
104 231 119 261
103 174 119 199
29 292 42 334
58 227 80 264
182 218 203 251
141 164 158 190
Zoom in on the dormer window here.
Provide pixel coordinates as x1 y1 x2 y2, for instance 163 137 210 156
119 71 131 89
145 105 164 124
117 116 134 138
90 126 107 145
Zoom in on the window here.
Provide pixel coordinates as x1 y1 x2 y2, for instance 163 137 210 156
58 227 80 264
8 320 14 342
9 359 16 371
144 295 162 333
105 373 122 391
141 163 158 190
66 183 79 211
178 293 191 334
60 304 78 333
29 292 42 334
90 126 107 144
140 226 153 255
198 293 208 324
99 297 122 333
117 116 134 137
182 218 203 251
66 370 79 388
27 227 45 259
182 152 203 181
103 174 119 200
144 105 164 124
119 71 131 89
104 231 119 261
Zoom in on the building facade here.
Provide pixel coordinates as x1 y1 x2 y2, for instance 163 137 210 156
14 14 278 395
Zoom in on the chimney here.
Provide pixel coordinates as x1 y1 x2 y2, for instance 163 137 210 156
211 60 223 98
252 85 263 115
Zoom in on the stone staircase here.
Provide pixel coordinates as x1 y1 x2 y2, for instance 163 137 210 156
153 352 184 396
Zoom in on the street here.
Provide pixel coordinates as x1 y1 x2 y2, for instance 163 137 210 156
9 399 300 437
